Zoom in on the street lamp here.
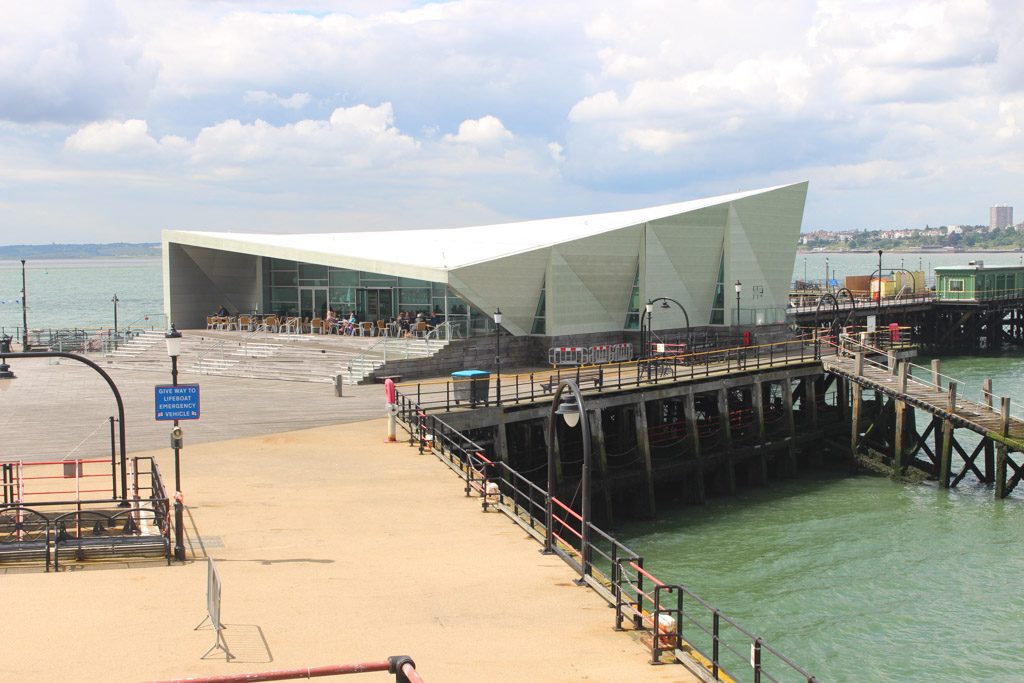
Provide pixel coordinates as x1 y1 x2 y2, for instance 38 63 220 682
734 280 742 326
825 256 829 292
642 301 654 378
164 325 185 562
112 294 120 350
545 379 592 585
877 249 883 320
20 259 28 352
493 308 502 406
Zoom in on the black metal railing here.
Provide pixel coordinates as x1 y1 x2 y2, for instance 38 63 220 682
397 336 825 413
0 456 171 572
393 395 818 682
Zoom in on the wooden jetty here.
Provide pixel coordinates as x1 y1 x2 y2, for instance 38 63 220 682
823 341 1024 498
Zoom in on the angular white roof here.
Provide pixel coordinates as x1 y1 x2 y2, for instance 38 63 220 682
164 183 799 278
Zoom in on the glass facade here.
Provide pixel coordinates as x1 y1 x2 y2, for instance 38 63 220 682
261 257 490 337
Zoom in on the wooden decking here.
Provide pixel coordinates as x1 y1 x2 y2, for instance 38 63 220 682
823 352 1024 449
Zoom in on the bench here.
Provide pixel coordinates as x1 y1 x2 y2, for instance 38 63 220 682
0 539 51 570
54 533 170 570
541 366 604 392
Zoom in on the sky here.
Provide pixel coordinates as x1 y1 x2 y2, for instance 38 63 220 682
1 0 1023 244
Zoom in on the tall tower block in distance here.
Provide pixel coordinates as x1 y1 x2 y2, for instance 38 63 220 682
990 205 1013 230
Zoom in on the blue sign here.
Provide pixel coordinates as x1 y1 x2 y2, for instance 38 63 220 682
155 384 201 421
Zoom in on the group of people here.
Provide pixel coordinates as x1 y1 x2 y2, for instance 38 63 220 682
324 308 359 334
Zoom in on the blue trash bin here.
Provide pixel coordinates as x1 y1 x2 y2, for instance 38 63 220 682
452 369 491 406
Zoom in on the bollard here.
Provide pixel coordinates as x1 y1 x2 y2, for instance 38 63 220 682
334 374 343 397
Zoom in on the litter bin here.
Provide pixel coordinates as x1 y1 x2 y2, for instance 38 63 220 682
452 369 491 407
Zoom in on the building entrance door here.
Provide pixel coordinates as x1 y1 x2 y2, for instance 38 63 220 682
363 288 393 322
299 287 329 319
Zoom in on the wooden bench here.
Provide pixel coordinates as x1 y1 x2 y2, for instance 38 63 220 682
541 366 604 392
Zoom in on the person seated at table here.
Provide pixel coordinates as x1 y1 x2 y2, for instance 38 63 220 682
325 307 338 333
343 310 358 335
398 311 411 338
428 310 442 328
216 304 229 316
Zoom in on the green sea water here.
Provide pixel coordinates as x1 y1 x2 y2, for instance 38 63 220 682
617 351 1024 682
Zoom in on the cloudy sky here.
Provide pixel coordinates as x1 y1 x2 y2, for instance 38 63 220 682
1 0 1022 243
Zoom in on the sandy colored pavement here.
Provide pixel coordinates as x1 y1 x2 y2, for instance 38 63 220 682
0 418 695 683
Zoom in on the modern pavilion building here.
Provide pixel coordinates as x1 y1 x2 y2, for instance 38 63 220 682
162 182 807 339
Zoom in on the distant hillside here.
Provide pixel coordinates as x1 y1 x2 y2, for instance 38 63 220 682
0 243 160 259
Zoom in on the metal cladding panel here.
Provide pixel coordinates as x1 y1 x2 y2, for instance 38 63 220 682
449 248 550 336
167 244 261 329
646 205 729 327
549 224 643 335
729 182 807 315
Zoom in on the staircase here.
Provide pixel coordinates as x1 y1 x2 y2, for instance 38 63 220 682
103 330 449 384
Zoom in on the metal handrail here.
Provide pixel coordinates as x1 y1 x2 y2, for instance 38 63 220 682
392 392 818 682
397 336 823 413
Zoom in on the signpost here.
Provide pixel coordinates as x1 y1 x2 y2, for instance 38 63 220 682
155 384 200 421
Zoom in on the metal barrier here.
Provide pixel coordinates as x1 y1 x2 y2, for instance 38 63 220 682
147 656 424 682
408 336 825 413
548 346 588 365
197 557 233 660
392 393 818 682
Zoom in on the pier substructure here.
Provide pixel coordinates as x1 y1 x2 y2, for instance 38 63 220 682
445 362 844 521
827 352 1024 498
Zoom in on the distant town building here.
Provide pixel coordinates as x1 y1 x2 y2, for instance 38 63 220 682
990 205 1013 230
947 225 964 235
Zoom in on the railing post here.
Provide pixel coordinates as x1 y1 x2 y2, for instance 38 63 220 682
712 609 720 680
753 637 763 683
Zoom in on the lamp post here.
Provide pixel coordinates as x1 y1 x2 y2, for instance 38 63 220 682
877 249 883 320
825 256 830 292
20 259 28 351
642 301 654 378
165 325 185 562
493 308 502 406
648 297 691 349
734 280 742 326
545 379 592 585
112 294 120 349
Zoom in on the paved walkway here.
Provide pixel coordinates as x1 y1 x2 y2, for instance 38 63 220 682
0 362 696 682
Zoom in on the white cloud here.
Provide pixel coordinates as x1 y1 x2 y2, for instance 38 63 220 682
442 116 514 147
65 119 160 154
244 90 312 109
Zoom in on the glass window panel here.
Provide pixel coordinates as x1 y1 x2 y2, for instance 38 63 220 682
298 278 329 287
398 276 430 287
270 259 297 270
329 268 359 286
329 287 356 305
360 272 397 285
299 263 328 280
272 271 297 286
271 287 298 302
398 288 430 306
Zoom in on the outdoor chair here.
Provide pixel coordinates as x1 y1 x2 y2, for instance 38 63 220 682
281 317 301 334
238 314 252 331
206 316 216 330
360 322 375 337
260 315 279 333
309 317 323 334
376 320 390 337
413 321 428 338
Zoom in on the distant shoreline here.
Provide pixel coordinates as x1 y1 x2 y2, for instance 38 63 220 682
0 243 160 260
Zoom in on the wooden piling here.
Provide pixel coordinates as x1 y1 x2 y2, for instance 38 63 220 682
589 408 613 523
633 402 657 517
893 362 908 474
996 397 1010 499
782 374 798 475
938 382 957 487
684 391 705 503
716 388 737 494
